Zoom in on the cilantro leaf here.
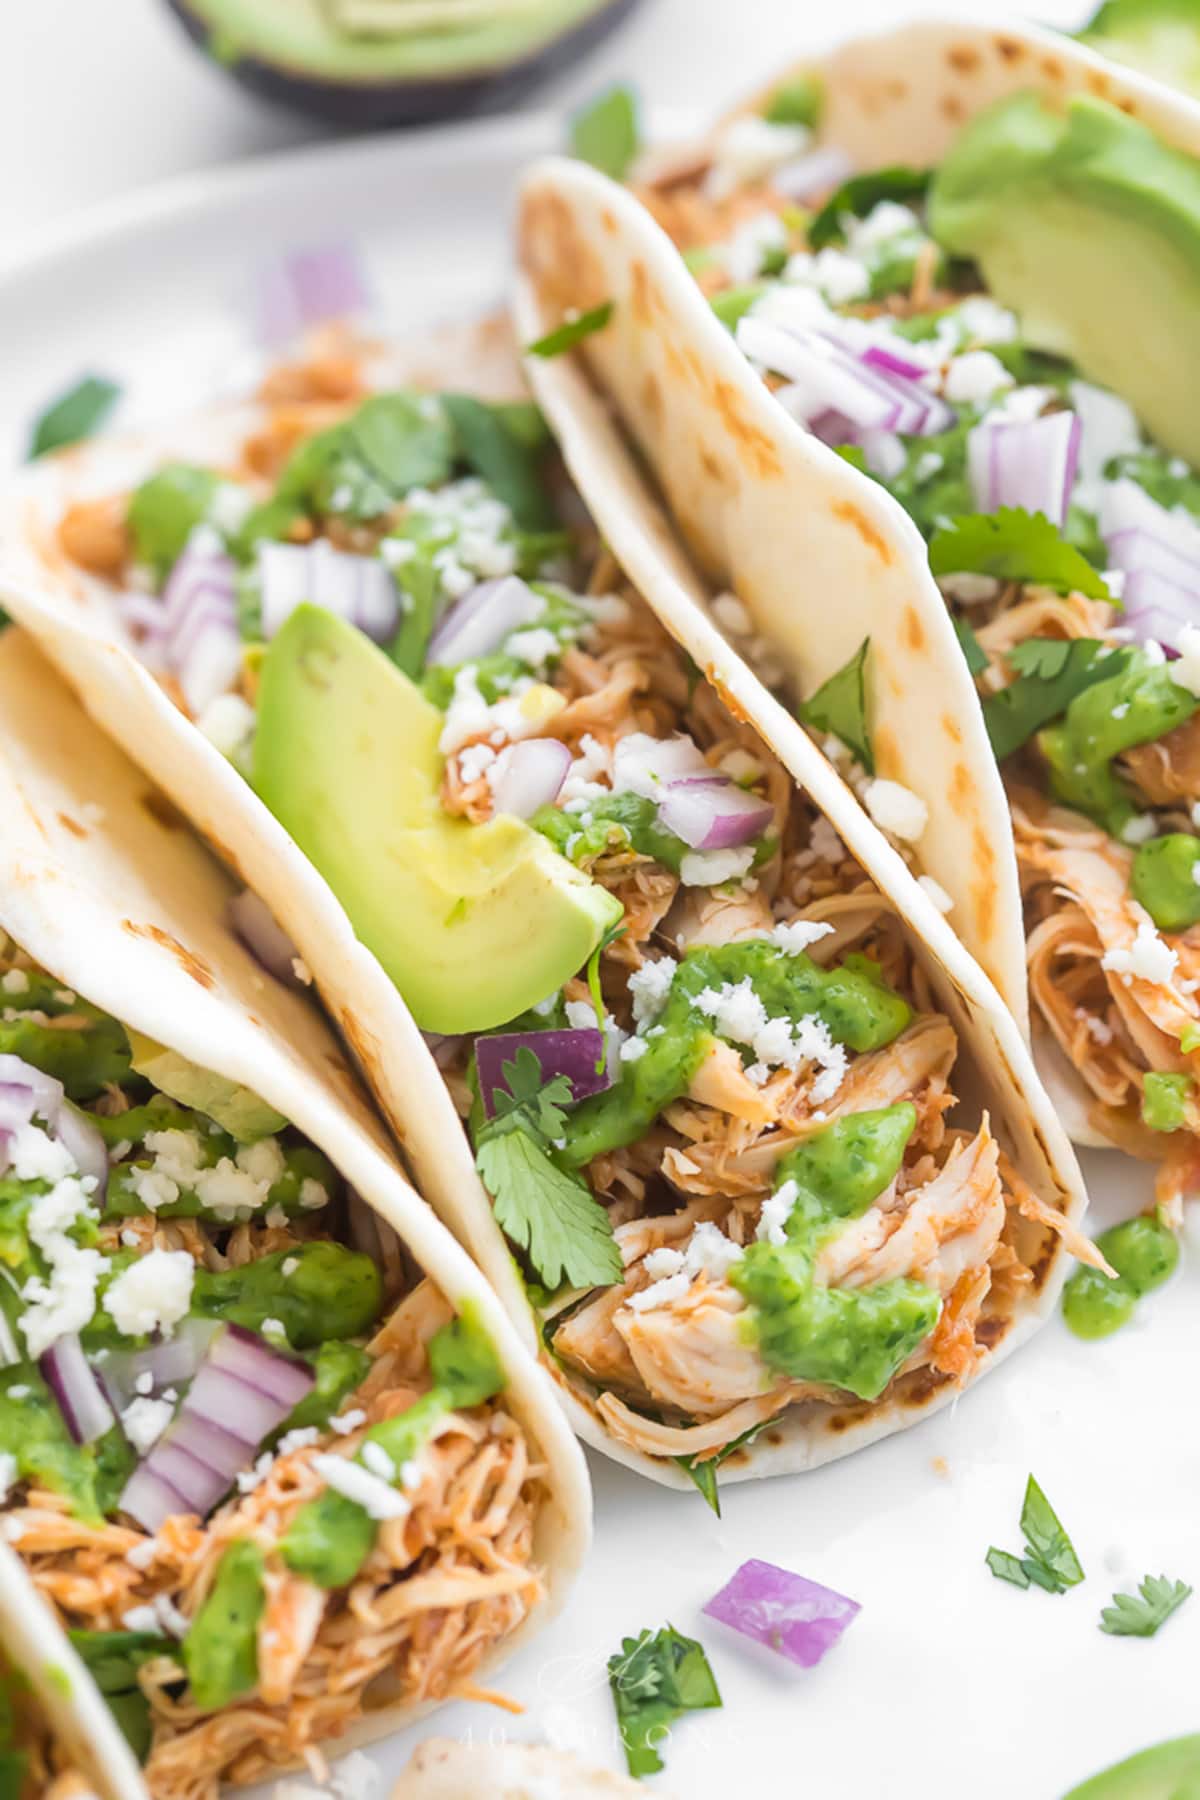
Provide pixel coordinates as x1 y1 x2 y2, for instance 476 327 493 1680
474 1050 621 1292
30 374 120 459
809 166 931 251
1100 1575 1192 1638
527 301 614 360
569 84 640 180
797 638 873 772
982 638 1134 762
954 615 989 676
608 1625 722 1778
676 1420 768 1515
1020 1475 1085 1590
929 507 1112 600
987 1474 1083 1596
986 1547 1031 1589
441 393 557 533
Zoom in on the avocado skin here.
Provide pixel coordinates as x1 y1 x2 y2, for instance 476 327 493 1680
163 0 642 127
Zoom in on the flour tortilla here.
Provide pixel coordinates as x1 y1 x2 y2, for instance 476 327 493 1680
0 313 1088 1486
516 14 1200 1052
0 627 590 1784
393 1739 651 1797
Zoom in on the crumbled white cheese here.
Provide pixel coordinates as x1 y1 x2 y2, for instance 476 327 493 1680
757 1177 799 1246
1170 623 1200 698
707 116 811 201
261 1317 287 1343
770 919 835 954
630 1222 744 1312
807 815 845 866
1079 1010 1114 1046
937 572 1000 606
986 383 1056 426
918 875 954 914
0 970 28 995
680 845 756 887
328 1408 367 1437
913 450 945 484
954 296 1019 345
457 742 497 785
19 1164 106 1360
507 626 561 673
196 692 257 762
103 1250 195 1339
848 199 921 252
862 777 928 843
611 731 709 800
10 1123 76 1184
943 350 1013 407
628 956 678 1026
1121 815 1157 847
361 1441 397 1482
236 1137 285 1187
722 210 788 285
1101 918 1178 987
783 245 871 306
142 1128 204 1186
620 1036 649 1063
694 976 846 1099
299 1178 328 1211
123 1592 189 1640
121 1396 175 1456
310 1453 408 1520
193 1160 266 1219
276 1426 321 1457
125 1536 158 1571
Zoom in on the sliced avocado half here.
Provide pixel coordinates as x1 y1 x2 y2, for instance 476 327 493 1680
165 0 641 127
1079 0 1200 101
1061 1733 1200 1798
253 605 622 1035
929 92 1200 467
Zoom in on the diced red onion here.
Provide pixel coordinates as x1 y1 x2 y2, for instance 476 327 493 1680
426 576 544 668
1104 528 1200 588
54 1103 109 1202
861 342 930 383
228 888 302 988
703 1559 861 1668
1099 478 1200 555
476 1029 613 1118
0 1056 63 1129
771 145 855 203
40 1333 115 1446
118 1324 314 1531
1119 569 1200 652
1099 482 1200 650
967 410 1080 528
101 1318 221 1411
490 739 572 820
659 777 774 851
255 242 368 347
258 539 398 644
159 538 242 715
738 318 953 439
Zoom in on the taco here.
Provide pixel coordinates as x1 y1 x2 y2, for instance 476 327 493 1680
0 320 1090 1490
0 627 588 1795
513 18 1200 1217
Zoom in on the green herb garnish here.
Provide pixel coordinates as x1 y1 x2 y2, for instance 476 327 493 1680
474 1047 621 1291
929 508 1112 600
809 166 930 251
982 638 1134 762
987 1474 1084 1595
953 615 990 676
762 76 823 127
30 375 120 459
1100 1574 1191 1638
569 84 640 180
527 301 614 359
607 1624 722 1778
797 637 873 772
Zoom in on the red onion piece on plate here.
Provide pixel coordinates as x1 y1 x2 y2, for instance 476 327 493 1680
703 1558 860 1668
490 739 572 819
228 888 302 988
40 1333 115 1445
259 539 398 644
426 576 544 668
255 242 368 347
476 1029 612 1118
119 1324 314 1532
659 778 774 850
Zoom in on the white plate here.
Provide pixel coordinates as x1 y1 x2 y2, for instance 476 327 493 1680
0 117 1192 1800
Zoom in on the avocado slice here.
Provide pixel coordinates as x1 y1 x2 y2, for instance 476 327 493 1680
1061 1733 1200 1798
1080 0 1200 101
126 1030 288 1142
253 605 622 1034
164 0 641 128
929 93 1200 467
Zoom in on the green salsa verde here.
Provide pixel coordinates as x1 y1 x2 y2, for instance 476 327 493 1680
1062 1216 1179 1339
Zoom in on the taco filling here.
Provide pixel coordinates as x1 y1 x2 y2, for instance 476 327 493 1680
630 84 1200 1217
47 378 1088 1482
0 938 543 1797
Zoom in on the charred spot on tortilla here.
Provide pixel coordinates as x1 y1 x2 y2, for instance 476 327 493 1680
831 500 892 564
940 95 967 124
712 381 781 480
946 45 981 73
993 34 1025 61
902 607 926 654
942 714 964 748
640 370 662 421
56 812 87 839
630 260 654 327
121 919 216 989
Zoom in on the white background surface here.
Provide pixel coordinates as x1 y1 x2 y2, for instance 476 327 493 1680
2 5 1196 1799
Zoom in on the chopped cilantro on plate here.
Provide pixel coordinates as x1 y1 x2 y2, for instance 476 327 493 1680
607 1624 722 1778
1100 1574 1191 1638
987 1474 1084 1595
929 507 1112 600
